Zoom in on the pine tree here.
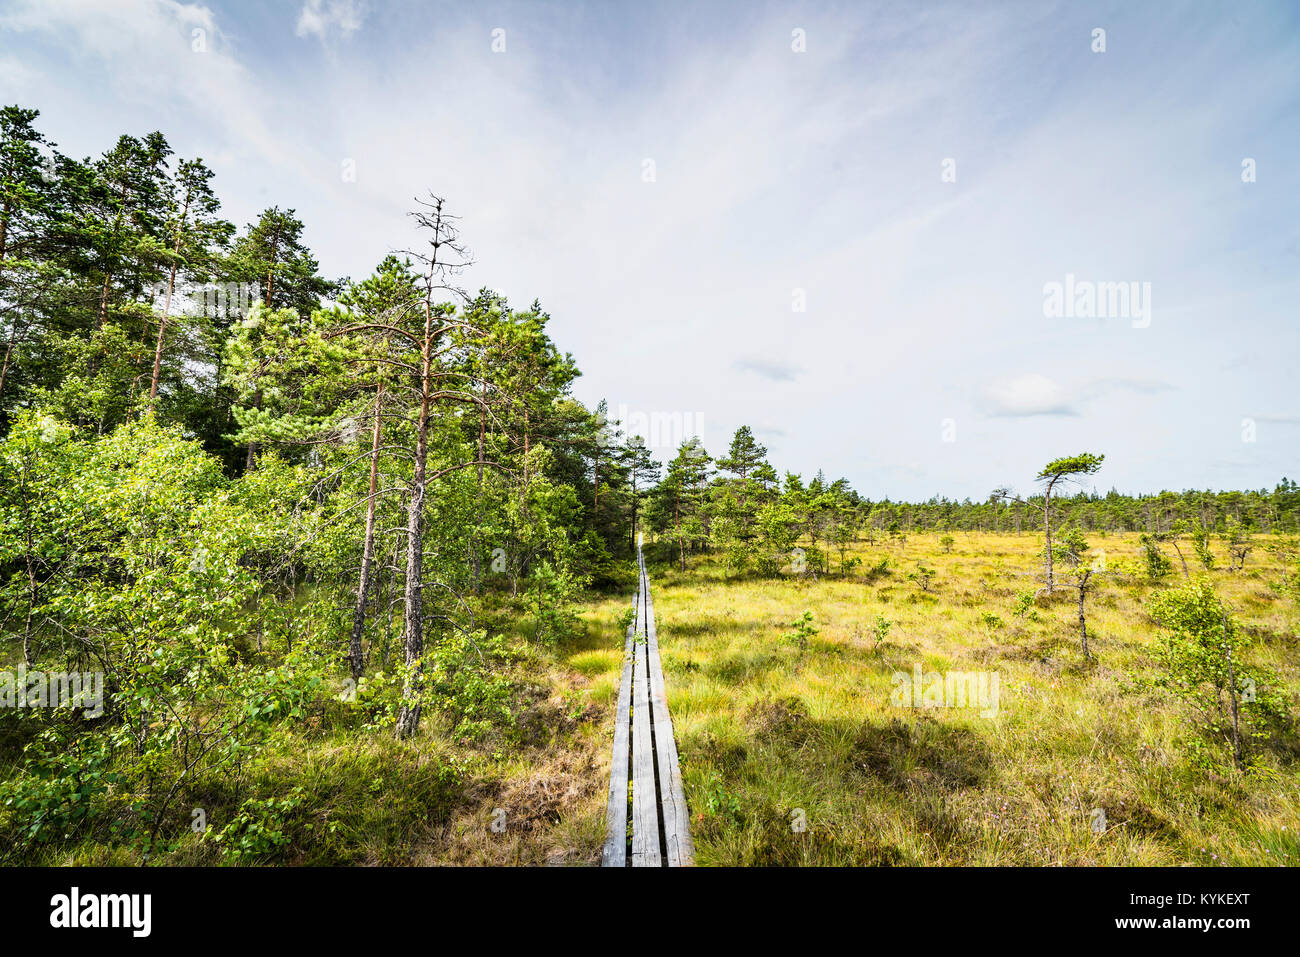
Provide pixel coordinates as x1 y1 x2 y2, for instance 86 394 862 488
0 105 60 414
622 434 660 553
659 436 712 570
148 157 233 403
227 207 333 468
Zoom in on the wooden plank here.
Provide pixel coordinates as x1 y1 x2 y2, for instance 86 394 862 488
642 557 695 866
629 561 662 866
602 545 694 867
599 599 636 867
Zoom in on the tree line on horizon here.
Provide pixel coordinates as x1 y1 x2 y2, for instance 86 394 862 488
643 424 1299 579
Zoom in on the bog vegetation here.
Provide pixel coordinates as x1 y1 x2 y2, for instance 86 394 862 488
1 106 1296 864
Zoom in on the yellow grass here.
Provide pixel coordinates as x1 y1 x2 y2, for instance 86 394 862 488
595 531 1300 865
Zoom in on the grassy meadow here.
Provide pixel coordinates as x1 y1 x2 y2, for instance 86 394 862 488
8 531 1296 867
595 532 1300 866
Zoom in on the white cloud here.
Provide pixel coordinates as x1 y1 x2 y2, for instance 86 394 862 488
979 374 1175 418
981 373 1076 418
0 0 339 211
295 0 365 44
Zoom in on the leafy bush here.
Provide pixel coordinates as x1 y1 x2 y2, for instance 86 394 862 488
862 556 892 583
783 611 818 654
1012 591 1036 618
907 562 935 592
869 614 893 647
1140 534 1173 579
1142 578 1291 769
425 630 515 740
209 788 306 864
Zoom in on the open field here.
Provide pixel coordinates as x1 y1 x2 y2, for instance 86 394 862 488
6 532 1295 868
629 532 1300 865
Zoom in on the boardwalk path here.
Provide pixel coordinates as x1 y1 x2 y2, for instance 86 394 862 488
601 544 694 866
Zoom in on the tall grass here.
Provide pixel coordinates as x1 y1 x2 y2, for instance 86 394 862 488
640 532 1299 865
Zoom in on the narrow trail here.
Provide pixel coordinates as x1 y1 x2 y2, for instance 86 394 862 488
601 542 694 867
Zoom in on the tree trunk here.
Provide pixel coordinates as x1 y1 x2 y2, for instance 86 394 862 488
0 210 13 407
348 380 384 679
630 476 638 554
96 272 113 329
148 261 179 401
22 521 36 667
1043 484 1056 593
380 522 402 671
471 378 486 593
0 315 24 409
1225 614 1242 769
1171 540 1189 578
675 492 685 571
395 326 432 739
1076 569 1091 658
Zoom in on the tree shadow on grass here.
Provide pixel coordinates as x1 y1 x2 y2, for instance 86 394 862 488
848 715 994 792
661 614 745 641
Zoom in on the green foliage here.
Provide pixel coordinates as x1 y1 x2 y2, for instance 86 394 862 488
1012 590 1037 618
1192 521 1216 570
1223 519 1253 571
0 722 118 856
424 631 514 740
907 562 935 592
528 559 581 646
1140 534 1173 579
869 614 893 647
783 611 818 654
1143 579 1290 769
1037 453 1105 483
574 530 634 591
1053 525 1090 567
699 769 743 825
862 555 893 583
1275 563 1300 606
209 788 306 864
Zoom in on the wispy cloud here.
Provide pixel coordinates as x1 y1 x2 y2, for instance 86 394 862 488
979 374 1174 418
734 359 801 382
295 0 365 45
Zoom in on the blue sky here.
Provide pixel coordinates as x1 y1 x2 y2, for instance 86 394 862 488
1 0 1297 500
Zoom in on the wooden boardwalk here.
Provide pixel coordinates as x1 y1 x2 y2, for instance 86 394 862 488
601 544 694 867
